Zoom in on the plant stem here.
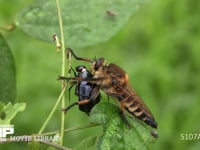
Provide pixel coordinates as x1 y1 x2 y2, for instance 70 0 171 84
0 137 71 150
40 123 100 136
38 84 67 134
55 0 66 145
40 141 71 150
0 23 16 31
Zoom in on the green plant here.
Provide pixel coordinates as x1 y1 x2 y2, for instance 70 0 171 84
0 0 158 149
2 0 200 150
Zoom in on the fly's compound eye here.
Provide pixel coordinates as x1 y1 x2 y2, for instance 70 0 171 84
94 58 104 71
76 66 86 72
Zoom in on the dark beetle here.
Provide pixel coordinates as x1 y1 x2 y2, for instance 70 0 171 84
62 66 101 115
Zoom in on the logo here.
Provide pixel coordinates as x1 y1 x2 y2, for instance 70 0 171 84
0 125 61 142
0 125 14 141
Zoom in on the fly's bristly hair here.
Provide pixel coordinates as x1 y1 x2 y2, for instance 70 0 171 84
63 49 158 129
91 58 158 129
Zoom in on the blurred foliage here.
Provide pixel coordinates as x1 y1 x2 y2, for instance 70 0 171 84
0 102 26 124
0 0 200 150
15 0 144 48
0 33 16 103
90 103 156 150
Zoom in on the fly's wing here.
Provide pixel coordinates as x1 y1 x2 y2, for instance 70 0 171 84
117 82 158 128
89 84 101 103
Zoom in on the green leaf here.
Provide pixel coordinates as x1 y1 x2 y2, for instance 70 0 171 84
0 102 26 124
74 136 98 150
15 0 146 48
0 33 16 103
90 102 157 150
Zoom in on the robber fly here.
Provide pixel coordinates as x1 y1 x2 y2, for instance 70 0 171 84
62 65 101 115
59 48 157 128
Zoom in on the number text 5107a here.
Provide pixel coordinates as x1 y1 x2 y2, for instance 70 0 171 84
180 133 200 140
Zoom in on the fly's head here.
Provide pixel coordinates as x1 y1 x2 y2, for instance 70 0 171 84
91 58 106 77
93 58 105 70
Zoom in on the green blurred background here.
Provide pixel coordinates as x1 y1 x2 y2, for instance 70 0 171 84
0 0 200 149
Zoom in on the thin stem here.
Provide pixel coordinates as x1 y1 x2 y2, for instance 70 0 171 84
0 123 99 145
0 23 16 31
55 0 66 145
0 137 71 150
38 84 67 134
40 123 100 136
40 141 71 150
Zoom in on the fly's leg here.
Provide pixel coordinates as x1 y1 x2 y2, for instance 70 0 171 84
58 76 104 83
119 111 132 129
62 102 78 113
62 99 91 114
67 48 93 63
119 98 131 128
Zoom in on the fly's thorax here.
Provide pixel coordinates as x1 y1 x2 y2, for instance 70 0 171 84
107 63 127 78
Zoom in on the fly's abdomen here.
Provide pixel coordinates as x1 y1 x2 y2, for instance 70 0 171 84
123 97 157 128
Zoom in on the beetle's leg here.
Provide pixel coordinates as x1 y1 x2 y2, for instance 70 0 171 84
68 83 77 101
67 66 77 101
70 66 77 77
